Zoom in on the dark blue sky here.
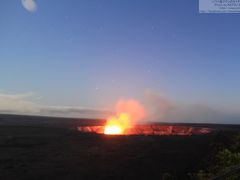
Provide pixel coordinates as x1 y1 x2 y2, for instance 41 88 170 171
1 0 240 114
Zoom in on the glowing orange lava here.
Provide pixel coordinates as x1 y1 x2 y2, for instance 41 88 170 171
104 125 122 135
104 113 131 135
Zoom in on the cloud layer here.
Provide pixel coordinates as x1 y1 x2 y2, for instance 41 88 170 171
0 92 38 114
0 92 111 119
0 91 239 124
39 106 112 119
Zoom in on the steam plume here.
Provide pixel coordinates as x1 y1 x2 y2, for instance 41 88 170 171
115 99 146 123
143 91 173 122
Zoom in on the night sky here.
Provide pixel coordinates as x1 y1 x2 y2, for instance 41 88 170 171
0 0 240 122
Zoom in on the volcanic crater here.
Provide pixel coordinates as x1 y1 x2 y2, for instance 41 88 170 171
78 124 212 136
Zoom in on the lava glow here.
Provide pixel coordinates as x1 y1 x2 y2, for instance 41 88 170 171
78 100 212 136
103 99 146 135
104 125 122 135
104 113 131 135
78 125 212 136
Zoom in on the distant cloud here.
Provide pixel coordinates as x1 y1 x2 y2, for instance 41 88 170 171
21 0 37 12
0 92 39 114
39 106 112 119
0 91 239 123
0 92 111 119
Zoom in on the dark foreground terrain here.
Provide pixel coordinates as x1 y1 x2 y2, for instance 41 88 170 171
0 114 239 180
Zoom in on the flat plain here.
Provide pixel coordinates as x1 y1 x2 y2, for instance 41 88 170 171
0 114 239 180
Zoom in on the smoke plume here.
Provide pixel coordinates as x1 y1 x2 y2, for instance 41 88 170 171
115 99 146 123
143 91 173 122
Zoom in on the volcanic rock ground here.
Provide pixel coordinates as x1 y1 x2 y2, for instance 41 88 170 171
0 114 240 180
